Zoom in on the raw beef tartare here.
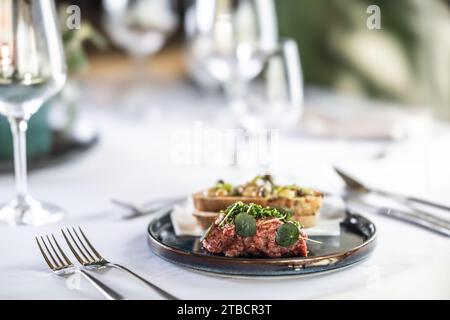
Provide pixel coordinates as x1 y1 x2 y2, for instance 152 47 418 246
202 202 308 258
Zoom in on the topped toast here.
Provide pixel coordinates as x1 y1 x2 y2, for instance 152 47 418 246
193 175 323 228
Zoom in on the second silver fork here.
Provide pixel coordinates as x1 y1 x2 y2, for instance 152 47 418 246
36 235 124 300
61 227 178 300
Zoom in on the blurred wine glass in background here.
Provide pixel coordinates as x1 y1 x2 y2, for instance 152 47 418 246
186 0 304 171
231 39 304 173
231 39 304 133
186 0 278 88
103 0 178 57
0 0 67 226
102 0 179 115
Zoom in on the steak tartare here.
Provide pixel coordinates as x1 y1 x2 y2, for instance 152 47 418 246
202 202 308 258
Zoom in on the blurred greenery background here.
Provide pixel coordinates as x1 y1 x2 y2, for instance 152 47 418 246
276 0 449 110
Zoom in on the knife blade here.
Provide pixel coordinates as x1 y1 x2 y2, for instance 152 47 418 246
347 202 450 237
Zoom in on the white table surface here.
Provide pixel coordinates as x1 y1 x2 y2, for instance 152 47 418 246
0 83 449 300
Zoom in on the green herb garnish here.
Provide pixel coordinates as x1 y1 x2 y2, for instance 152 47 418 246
215 181 233 194
235 213 257 237
276 223 300 247
204 201 314 245
219 202 296 227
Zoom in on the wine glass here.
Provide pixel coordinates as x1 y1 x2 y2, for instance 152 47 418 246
102 0 179 116
0 0 67 226
231 39 304 132
102 0 178 58
187 0 279 168
230 39 304 172
190 0 278 85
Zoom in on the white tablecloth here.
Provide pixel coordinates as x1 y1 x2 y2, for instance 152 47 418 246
0 84 449 300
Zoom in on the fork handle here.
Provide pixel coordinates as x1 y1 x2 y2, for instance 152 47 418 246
375 190 450 212
378 207 450 237
77 269 125 300
108 263 178 300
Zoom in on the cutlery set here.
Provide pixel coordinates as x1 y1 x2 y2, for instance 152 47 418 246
36 227 178 300
334 167 450 237
334 167 450 212
111 196 185 220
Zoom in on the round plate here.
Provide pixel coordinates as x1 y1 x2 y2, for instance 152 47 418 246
147 210 377 278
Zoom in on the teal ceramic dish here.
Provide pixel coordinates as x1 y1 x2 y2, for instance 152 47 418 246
0 107 52 160
0 130 98 174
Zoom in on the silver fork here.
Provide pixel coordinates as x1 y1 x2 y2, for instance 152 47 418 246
36 234 124 300
61 227 178 300
111 196 185 220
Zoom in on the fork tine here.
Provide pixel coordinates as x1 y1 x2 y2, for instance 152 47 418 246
52 234 72 266
61 229 86 264
46 235 64 267
66 228 91 263
36 237 55 270
40 236 60 269
72 227 96 261
77 226 104 260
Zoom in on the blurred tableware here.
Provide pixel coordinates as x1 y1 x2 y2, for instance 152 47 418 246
334 167 450 212
300 88 422 141
0 5 104 166
186 0 286 169
62 227 178 300
187 0 278 86
184 0 220 90
307 181 450 236
230 38 304 133
0 0 66 226
347 202 450 237
102 0 178 57
148 209 376 278
102 0 179 116
231 39 304 171
111 196 185 220
36 234 124 300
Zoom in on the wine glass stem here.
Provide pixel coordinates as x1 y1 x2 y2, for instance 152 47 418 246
9 117 29 205
259 129 272 174
225 79 248 168
134 55 148 85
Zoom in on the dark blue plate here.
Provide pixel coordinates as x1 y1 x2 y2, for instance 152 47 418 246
147 210 376 278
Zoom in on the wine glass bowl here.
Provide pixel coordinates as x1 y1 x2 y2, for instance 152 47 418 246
0 1 66 119
228 38 304 174
0 0 67 226
102 0 179 117
196 0 277 84
102 0 179 57
230 39 304 133
205 42 266 84
187 0 288 171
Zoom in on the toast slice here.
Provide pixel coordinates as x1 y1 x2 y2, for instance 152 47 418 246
193 192 322 228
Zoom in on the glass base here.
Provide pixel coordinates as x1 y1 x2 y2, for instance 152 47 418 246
0 198 64 226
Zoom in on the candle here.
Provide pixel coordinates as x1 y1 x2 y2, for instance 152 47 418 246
0 43 11 61
0 0 14 79
0 43 13 79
